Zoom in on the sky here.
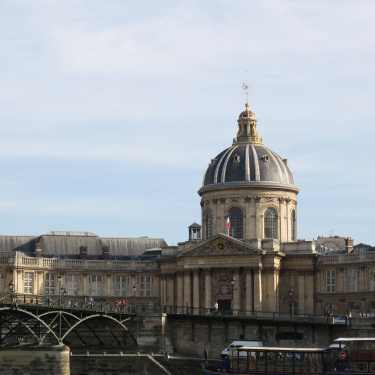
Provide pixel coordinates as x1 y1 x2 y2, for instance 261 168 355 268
0 0 374 246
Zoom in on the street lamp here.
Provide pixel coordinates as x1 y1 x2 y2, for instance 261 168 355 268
9 280 15 303
58 275 63 306
288 287 294 318
132 284 136 313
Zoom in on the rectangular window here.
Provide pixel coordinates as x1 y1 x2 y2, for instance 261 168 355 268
141 276 151 297
355 363 368 372
45 273 55 295
24 272 34 294
91 275 102 296
68 274 78 296
348 269 358 292
326 270 336 293
0 272 4 291
116 276 126 297
369 268 375 292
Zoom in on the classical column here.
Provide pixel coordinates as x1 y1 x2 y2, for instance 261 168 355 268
193 269 200 314
176 271 183 312
267 268 278 312
184 270 191 313
305 270 314 314
204 269 211 310
106 274 111 296
278 198 287 242
245 268 252 313
82 274 88 296
167 273 175 307
244 196 252 239
253 267 262 312
255 197 262 238
232 268 240 314
298 271 305 314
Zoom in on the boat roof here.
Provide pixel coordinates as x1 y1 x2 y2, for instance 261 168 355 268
335 338 375 342
233 347 326 352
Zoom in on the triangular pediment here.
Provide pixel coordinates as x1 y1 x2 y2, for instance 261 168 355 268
177 234 265 258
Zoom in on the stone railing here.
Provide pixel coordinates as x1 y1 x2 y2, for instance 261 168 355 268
318 252 375 265
0 256 158 271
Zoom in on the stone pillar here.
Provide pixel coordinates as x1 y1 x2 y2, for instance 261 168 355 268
244 197 251 239
184 270 191 313
279 198 287 242
204 269 211 310
253 267 262 312
267 268 278 312
305 270 314 314
106 274 111 296
249 198 256 238
298 271 305 314
245 268 252 313
233 268 240 314
82 274 88 296
193 269 200 314
166 274 175 307
255 197 262 238
176 271 183 313
218 198 226 235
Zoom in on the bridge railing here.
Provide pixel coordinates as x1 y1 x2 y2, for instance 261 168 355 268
160 305 350 325
0 292 139 314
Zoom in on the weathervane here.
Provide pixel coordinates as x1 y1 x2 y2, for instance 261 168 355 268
242 70 251 104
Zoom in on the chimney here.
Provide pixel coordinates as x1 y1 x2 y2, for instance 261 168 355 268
79 245 88 260
35 243 42 258
102 245 110 260
345 237 354 253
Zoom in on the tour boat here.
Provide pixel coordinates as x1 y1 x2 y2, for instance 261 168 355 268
202 338 375 375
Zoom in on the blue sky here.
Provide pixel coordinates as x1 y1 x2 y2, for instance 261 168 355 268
0 0 374 245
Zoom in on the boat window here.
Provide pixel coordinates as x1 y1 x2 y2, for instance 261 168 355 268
370 363 375 372
355 362 368 372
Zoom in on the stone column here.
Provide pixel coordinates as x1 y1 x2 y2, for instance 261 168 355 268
255 197 262 238
279 198 287 242
253 267 262 312
245 268 252 314
305 270 314 314
184 270 191 313
193 269 200 314
204 269 212 310
218 198 226 235
232 268 240 314
176 271 183 313
267 268 277 312
167 273 175 307
82 274 88 296
106 274 111 296
244 197 251 239
298 271 305 314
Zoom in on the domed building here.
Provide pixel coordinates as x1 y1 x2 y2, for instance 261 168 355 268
199 102 299 242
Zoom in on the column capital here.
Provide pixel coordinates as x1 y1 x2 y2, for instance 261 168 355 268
193 269 200 276
204 268 211 276
244 267 252 275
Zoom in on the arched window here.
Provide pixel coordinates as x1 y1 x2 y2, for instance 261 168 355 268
264 208 278 239
287 272 297 287
206 211 213 239
324 302 340 315
348 302 361 317
288 301 298 315
291 210 296 241
229 207 243 239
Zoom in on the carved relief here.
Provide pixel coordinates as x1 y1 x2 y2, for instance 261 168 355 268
217 284 231 295
264 197 277 202
219 197 226 204
213 269 233 283
200 200 204 208
245 196 251 203
212 198 218 205
285 198 291 204
204 200 211 205
230 197 241 202
278 197 285 203
255 196 261 202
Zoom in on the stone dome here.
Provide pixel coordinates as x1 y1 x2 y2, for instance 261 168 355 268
200 103 298 191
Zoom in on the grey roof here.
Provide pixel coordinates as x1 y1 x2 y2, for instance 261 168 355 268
188 222 202 228
0 233 167 257
201 144 297 190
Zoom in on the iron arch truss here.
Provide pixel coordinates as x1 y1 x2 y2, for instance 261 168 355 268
0 303 136 346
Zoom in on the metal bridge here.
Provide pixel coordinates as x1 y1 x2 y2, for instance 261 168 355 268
0 293 137 346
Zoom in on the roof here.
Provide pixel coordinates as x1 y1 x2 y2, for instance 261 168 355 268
188 222 202 228
43 231 98 237
334 338 375 342
0 233 167 256
201 144 297 190
236 347 326 352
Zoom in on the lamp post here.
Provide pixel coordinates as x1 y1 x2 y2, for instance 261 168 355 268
230 275 238 314
288 287 294 318
9 280 15 303
58 275 63 307
132 284 136 313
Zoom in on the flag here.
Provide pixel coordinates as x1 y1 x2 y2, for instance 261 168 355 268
227 214 231 228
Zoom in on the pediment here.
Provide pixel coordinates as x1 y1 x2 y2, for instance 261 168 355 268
177 234 265 258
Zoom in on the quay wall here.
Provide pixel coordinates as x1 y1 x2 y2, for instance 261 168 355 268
0 345 70 375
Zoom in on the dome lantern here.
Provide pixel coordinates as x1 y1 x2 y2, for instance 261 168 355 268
234 102 263 145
